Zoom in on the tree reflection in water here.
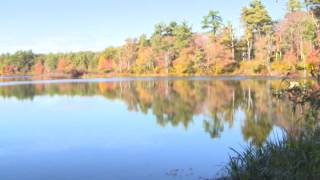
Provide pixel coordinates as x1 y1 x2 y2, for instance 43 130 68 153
0 79 315 146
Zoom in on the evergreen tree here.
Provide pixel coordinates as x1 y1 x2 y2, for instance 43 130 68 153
172 21 193 51
241 0 272 60
202 10 222 36
287 0 302 12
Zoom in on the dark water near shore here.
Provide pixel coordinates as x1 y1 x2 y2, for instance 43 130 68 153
0 77 303 180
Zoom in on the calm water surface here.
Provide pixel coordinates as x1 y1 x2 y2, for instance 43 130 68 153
0 77 300 180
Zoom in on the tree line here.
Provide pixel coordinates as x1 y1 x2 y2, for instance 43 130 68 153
1 0 320 76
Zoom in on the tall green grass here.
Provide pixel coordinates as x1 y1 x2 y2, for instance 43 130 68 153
224 133 320 180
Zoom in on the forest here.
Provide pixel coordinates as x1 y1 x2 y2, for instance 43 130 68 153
1 0 320 77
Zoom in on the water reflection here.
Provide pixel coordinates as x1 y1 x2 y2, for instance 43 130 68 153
0 78 312 145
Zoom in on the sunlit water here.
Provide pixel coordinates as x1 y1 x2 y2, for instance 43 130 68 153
0 77 299 180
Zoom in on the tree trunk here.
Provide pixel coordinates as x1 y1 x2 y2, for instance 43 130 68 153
300 35 307 77
231 36 235 61
119 60 123 73
165 51 170 74
229 27 236 61
247 38 252 60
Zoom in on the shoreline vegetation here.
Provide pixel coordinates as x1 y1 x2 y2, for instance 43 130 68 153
1 0 320 79
221 74 320 179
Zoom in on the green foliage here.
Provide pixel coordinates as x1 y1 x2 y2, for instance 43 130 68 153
10 50 35 72
220 23 235 47
138 34 150 47
101 47 118 59
151 23 173 53
44 53 59 71
303 16 317 41
287 0 302 12
192 49 207 73
305 0 320 21
0 53 10 67
151 21 192 52
172 21 193 51
226 135 320 180
202 10 222 35
79 52 96 71
241 0 272 36
88 54 99 71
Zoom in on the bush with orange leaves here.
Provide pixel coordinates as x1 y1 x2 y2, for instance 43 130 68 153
98 56 113 73
57 58 66 72
33 62 45 75
1 65 17 74
306 50 320 68
204 36 236 74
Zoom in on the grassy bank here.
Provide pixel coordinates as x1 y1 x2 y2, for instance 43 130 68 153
224 134 320 179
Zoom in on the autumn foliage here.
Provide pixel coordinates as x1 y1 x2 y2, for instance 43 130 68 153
33 62 45 74
0 0 320 77
57 58 66 72
98 56 113 72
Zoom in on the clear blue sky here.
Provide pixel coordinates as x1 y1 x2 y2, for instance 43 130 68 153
0 0 292 54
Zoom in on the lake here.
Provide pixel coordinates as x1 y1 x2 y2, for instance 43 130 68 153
0 77 301 180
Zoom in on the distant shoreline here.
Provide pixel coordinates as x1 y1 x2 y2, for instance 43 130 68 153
0 72 310 81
